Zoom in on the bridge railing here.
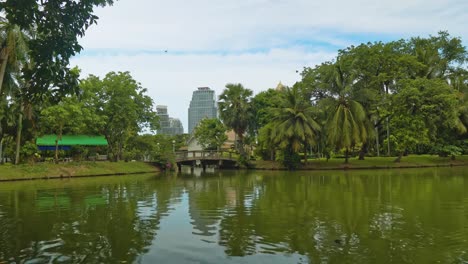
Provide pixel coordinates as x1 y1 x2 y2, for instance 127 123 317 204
175 151 235 160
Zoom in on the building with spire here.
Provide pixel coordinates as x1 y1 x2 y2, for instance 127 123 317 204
188 87 217 134
276 81 285 91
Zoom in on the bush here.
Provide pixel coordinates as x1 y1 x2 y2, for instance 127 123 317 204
277 149 301 170
431 144 462 159
20 142 40 164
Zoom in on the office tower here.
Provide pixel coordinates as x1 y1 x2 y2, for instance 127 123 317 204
169 118 184 135
156 105 170 134
188 87 217 134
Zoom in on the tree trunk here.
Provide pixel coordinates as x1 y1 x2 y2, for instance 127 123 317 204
118 141 123 161
345 147 349 164
386 117 391 156
0 52 9 164
0 51 9 96
14 107 23 165
55 139 59 163
237 133 246 157
394 152 403 163
358 143 367 160
374 120 380 157
303 145 308 164
0 137 4 164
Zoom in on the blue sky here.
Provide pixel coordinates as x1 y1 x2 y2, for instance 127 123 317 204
71 0 468 133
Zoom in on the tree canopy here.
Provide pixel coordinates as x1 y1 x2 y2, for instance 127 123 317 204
0 0 114 100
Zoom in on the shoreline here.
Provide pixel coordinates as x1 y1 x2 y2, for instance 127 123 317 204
1 156 468 182
248 155 468 171
0 170 159 182
249 163 466 171
0 161 161 182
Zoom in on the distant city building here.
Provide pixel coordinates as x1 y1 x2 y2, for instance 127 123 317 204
156 105 184 135
188 87 217 134
169 118 184 135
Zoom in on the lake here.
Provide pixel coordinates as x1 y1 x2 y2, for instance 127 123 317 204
1 167 467 263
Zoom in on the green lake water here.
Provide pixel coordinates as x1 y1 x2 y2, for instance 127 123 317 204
1 167 468 263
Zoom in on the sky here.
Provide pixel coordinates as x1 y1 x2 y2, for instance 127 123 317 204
70 0 468 133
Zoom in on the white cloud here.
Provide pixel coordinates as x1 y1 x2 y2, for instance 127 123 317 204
80 0 468 50
71 48 336 132
72 0 468 132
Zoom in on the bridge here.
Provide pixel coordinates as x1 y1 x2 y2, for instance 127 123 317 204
175 151 238 171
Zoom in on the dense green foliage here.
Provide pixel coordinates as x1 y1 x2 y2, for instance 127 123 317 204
0 0 114 99
194 118 227 150
79 72 159 161
0 6 467 171
217 31 468 167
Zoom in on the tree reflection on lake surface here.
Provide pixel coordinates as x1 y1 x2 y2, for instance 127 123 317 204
1 168 468 263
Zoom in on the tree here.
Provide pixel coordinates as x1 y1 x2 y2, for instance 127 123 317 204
218 83 253 157
390 78 461 161
40 96 87 162
256 123 276 161
324 61 369 163
80 72 158 161
408 31 467 80
269 86 320 168
0 19 29 97
251 88 284 132
0 0 114 100
0 20 29 163
194 118 227 150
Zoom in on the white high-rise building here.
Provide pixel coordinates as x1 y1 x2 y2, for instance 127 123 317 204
188 87 217 134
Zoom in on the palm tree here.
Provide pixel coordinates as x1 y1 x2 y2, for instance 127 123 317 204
327 96 368 163
0 20 29 164
0 19 28 96
270 86 320 166
325 62 369 163
218 83 253 158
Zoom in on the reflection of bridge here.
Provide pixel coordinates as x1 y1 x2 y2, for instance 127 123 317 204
175 151 238 172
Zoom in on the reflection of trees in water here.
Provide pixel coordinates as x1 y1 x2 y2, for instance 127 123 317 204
184 174 258 256
2 169 468 263
184 170 468 263
0 176 180 263
185 178 226 237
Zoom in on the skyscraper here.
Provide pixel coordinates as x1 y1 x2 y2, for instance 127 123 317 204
169 118 184 135
188 87 217 134
157 105 184 135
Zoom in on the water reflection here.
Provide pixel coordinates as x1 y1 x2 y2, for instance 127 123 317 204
0 168 468 263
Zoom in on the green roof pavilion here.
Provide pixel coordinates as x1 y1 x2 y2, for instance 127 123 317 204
37 135 108 146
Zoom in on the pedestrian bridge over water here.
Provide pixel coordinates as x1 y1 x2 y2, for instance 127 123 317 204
175 151 238 171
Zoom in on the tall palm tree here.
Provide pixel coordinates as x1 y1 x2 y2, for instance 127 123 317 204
218 83 253 157
0 20 29 164
270 86 320 165
325 62 369 163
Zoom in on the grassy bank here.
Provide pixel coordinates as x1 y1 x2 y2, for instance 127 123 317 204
0 161 160 181
251 155 468 170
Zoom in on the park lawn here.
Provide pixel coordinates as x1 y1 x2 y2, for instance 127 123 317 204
0 161 159 181
252 155 468 170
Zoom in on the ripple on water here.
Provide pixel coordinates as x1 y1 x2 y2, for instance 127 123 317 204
19 238 71 264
